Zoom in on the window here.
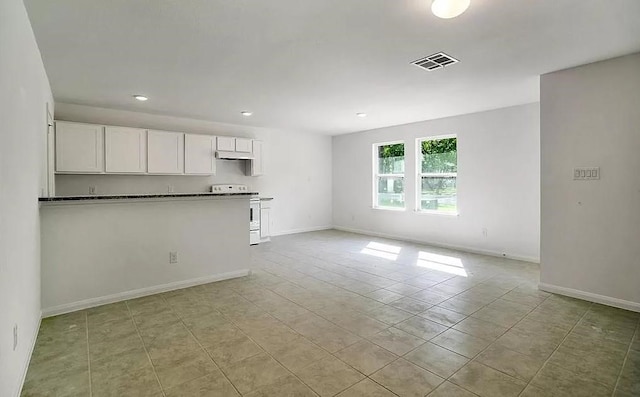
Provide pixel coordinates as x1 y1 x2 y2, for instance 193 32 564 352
417 136 457 214
374 142 405 209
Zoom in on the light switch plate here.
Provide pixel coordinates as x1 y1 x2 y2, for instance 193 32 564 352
573 167 600 180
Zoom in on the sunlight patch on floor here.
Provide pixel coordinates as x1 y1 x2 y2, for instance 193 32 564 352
416 251 467 277
360 241 402 261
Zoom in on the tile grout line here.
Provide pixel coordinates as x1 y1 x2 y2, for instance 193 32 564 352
214 279 410 396
259 250 539 395
611 315 640 396
159 294 246 397
247 266 508 396
515 301 595 396
404 282 548 396
178 288 324 395
124 300 167 397
267 246 639 396
85 311 92 397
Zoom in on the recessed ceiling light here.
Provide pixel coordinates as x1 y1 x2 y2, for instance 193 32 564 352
133 95 148 101
356 113 367 118
431 0 470 19
241 111 253 116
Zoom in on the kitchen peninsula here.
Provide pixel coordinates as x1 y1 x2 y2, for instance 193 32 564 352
39 192 255 316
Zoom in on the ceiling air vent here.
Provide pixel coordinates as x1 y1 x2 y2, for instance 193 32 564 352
411 52 459 71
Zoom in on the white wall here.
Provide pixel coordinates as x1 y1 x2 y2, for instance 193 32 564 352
41 198 250 315
54 103 333 235
332 103 540 262
0 0 53 396
540 53 640 311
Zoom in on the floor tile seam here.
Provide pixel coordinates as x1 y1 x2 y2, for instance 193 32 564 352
228 327 325 396
207 295 348 397
365 356 448 396
259 274 400 340
362 375 403 397
261 259 451 320
515 301 596 396
85 311 93 397
432 293 549 396
160 297 247 397
425 385 482 397
270 247 440 286
448 287 551 340
287 257 395 286
392 313 451 340
124 300 167 397
611 315 640 396
364 328 430 359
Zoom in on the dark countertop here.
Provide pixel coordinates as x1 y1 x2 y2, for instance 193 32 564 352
39 192 258 202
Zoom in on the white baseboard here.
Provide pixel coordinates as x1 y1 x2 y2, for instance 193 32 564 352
15 313 42 397
538 283 640 312
271 225 333 237
333 226 540 263
41 269 251 317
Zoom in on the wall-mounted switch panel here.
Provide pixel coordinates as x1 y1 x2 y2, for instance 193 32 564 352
573 167 600 180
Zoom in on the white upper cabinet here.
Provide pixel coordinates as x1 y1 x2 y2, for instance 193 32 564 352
247 140 264 176
235 138 252 153
55 121 104 173
105 126 147 173
185 134 216 175
216 136 235 152
147 130 184 174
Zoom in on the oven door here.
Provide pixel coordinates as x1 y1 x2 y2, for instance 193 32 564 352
249 200 260 230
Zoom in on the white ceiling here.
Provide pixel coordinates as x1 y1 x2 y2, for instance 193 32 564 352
25 0 640 135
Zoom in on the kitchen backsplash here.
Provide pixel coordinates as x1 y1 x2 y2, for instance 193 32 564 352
55 160 255 195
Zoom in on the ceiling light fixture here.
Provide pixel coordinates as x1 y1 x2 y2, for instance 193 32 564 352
133 95 148 101
241 111 253 116
356 113 367 118
431 0 470 19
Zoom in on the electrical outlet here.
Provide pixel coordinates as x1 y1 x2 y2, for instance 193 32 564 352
169 251 178 264
167 185 175 193
13 324 18 351
88 186 97 195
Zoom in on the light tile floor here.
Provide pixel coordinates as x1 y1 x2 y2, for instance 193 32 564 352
23 230 640 396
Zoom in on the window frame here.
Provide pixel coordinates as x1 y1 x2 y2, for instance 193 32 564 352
372 140 406 211
415 134 459 216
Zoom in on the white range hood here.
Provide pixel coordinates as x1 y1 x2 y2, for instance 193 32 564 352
215 150 255 160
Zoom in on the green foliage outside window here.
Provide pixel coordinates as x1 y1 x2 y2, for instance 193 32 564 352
378 143 405 175
421 137 457 212
421 138 457 173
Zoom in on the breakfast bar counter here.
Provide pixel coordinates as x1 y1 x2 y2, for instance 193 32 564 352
39 193 254 316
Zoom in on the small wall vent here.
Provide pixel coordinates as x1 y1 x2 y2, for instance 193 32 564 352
411 52 459 71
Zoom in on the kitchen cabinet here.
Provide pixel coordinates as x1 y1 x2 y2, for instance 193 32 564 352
260 199 271 242
246 140 264 176
216 136 235 152
148 130 184 174
185 134 216 175
55 121 104 173
235 138 252 153
53 120 262 176
105 126 147 173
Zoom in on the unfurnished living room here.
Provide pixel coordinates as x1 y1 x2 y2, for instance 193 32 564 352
1 0 639 396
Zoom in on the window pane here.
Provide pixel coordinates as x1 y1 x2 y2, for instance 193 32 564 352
420 176 456 213
421 138 457 173
377 176 404 208
378 143 405 174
